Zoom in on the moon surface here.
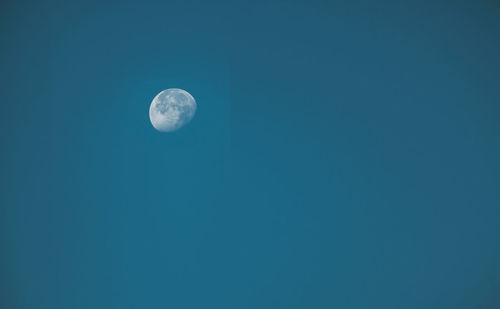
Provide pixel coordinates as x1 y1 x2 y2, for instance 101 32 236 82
149 88 197 132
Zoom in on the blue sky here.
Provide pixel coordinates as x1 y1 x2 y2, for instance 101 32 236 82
1 0 500 308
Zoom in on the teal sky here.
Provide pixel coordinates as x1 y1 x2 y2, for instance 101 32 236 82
1 0 500 308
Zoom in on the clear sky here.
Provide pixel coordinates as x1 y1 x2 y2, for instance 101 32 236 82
1 0 500 308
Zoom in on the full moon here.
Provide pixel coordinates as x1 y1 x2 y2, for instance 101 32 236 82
149 88 197 132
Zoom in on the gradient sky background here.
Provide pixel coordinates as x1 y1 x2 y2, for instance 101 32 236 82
1 0 500 308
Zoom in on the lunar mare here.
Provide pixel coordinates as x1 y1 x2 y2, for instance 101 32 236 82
149 88 197 132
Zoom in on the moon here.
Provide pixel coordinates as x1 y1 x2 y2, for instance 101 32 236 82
149 88 197 132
